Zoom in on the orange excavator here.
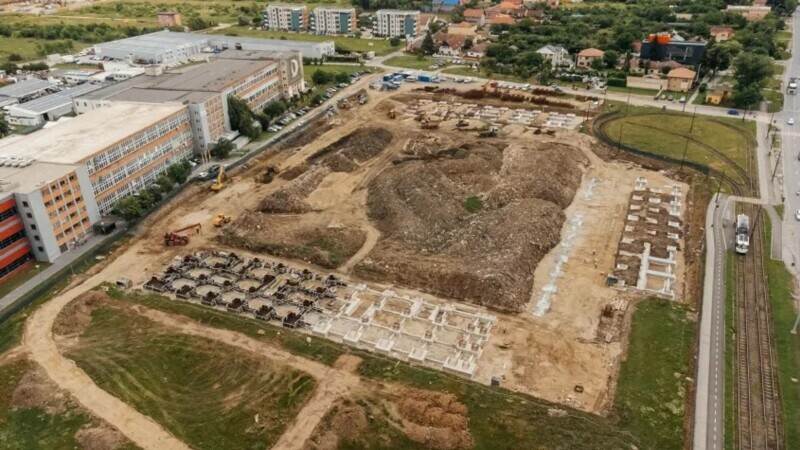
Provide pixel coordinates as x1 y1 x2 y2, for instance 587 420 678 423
164 223 202 246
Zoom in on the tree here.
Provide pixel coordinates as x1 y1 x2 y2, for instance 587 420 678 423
237 16 249 26
733 52 773 87
311 93 326 105
420 31 437 55
0 115 9 138
112 196 143 221
603 50 620 69
263 100 287 118
155 174 175 192
732 83 762 108
704 40 742 74
7 53 21 62
591 58 605 72
312 69 332 85
389 36 402 47
463 38 473 50
166 159 191 184
210 138 234 159
227 96 260 139
334 71 351 84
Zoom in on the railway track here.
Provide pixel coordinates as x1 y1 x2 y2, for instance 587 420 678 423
734 203 782 450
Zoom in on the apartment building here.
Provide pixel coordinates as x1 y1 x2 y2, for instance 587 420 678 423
375 9 420 38
310 7 356 35
75 50 304 153
0 103 194 216
0 195 34 281
263 4 309 32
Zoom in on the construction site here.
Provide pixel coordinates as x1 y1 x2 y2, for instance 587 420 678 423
0 76 704 450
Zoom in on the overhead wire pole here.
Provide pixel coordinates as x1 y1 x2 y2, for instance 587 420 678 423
715 168 726 204
771 145 783 182
679 136 690 172
690 106 698 133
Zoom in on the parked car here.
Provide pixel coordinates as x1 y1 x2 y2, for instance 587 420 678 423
789 117 795 125
679 96 686 103
727 109 740 116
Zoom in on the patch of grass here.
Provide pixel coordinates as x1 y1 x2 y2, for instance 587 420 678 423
383 55 442 71
212 26 398 55
777 31 792 44
763 213 800 449
613 299 693 449
462 196 483 213
763 89 784 113
775 204 785 220
601 107 753 187
68 305 316 450
773 63 786 75
105 285 344 365
605 84 660 96
0 263 50 300
0 361 99 449
303 63 362 83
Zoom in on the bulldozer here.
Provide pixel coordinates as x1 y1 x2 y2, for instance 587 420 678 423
164 223 202 246
455 119 469 128
213 214 232 227
258 164 279 184
478 126 499 138
421 119 440 130
210 165 226 192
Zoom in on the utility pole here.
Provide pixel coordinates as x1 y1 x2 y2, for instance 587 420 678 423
771 145 783 182
617 122 625 151
690 106 697 133
679 137 690 172
715 168 726 202
749 206 763 241
626 88 631 110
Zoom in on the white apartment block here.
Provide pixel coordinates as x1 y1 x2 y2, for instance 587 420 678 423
263 4 309 32
310 7 356 35
375 9 420 38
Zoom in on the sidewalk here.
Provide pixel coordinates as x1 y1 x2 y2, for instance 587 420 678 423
0 230 121 313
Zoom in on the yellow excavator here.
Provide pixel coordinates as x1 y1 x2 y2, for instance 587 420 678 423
210 165 226 192
213 213 231 227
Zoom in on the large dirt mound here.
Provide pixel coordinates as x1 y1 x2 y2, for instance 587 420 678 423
358 140 587 312
311 127 394 171
398 389 473 450
53 291 108 336
259 166 330 214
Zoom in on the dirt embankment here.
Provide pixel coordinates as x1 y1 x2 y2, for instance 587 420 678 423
221 127 394 269
356 139 587 313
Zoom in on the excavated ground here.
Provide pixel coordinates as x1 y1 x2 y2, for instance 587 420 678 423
356 136 588 313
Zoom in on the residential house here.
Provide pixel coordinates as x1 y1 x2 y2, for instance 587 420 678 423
487 1 522 15
418 13 439 33
547 0 559 8
463 8 486 25
675 13 693 20
448 21 479 38
466 42 488 59
433 0 460 13
434 32 468 56
537 45 571 68
704 84 733 105
725 5 771 22
622 56 686 75
487 14 516 26
710 26 735 42
262 4 309 32
576 47 604 70
666 67 696 92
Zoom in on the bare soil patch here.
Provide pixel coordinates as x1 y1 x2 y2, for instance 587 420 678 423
74 423 129 450
53 291 108 336
11 364 69 413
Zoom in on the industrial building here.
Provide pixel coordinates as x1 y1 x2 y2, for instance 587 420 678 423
0 195 35 282
75 50 305 152
262 4 309 32
0 78 59 108
375 10 420 38
309 7 357 35
0 102 193 216
93 30 334 63
639 33 706 66
6 83 105 127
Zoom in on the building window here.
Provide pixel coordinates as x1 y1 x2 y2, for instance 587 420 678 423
25 213 32 219
30 224 36 230
37 246 43 252
21 201 28 208
33 235 40 241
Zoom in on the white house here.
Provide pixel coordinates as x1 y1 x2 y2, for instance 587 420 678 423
536 45 571 68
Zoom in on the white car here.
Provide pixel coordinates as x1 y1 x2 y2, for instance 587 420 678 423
789 118 795 125
796 209 800 220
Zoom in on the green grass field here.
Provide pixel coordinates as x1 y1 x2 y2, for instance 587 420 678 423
612 299 693 449
601 105 754 188
0 360 134 449
763 214 800 449
212 26 398 55
303 63 361 83
777 31 792 44
67 305 316 450
384 55 443 70
0 263 49 300
606 84 660 96
763 89 784 113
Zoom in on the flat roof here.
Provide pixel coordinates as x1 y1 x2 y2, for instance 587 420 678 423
0 79 57 99
0 161 80 194
153 58 273 92
0 102 185 164
9 83 105 115
208 34 333 51
95 30 209 55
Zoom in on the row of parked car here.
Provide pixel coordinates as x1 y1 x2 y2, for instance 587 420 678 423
267 106 311 133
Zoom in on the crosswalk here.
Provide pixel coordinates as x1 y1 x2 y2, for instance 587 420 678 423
781 131 800 137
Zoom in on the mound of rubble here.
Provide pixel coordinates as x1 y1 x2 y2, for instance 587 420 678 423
311 127 394 173
357 139 588 312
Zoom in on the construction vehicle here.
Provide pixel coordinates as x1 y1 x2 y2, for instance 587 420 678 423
164 223 202 246
259 164 278 184
387 109 396 119
213 214 232 227
210 165 226 192
478 126 499 138
455 119 469 128
421 119 440 130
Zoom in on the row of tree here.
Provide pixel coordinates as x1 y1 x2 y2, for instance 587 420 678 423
111 160 192 220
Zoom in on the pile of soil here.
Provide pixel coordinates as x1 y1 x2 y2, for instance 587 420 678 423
53 291 108 336
220 213 366 269
259 166 330 214
311 127 394 173
398 389 473 450
306 403 371 450
11 366 68 413
357 139 587 312
74 424 129 450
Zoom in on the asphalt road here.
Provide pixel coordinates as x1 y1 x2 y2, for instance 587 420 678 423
780 13 800 268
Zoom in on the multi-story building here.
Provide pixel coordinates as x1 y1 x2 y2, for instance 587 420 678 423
75 50 304 153
375 10 420 38
0 195 34 280
262 4 309 32
309 7 356 35
639 33 706 66
0 103 193 216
